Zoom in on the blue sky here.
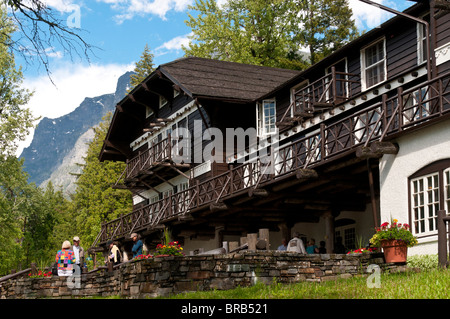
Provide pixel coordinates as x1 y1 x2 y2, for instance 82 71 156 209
16 0 415 153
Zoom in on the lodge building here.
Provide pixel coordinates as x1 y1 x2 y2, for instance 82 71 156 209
95 0 450 259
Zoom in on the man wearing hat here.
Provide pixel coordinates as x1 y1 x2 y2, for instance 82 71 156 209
130 233 143 258
72 236 85 273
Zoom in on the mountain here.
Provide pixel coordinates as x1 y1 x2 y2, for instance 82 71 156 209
20 71 133 195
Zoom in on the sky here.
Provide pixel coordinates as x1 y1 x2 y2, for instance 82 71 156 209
15 0 415 155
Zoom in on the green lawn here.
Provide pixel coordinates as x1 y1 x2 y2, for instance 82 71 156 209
165 268 450 299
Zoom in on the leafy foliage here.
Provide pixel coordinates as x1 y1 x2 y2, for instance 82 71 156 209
370 219 418 248
184 0 358 69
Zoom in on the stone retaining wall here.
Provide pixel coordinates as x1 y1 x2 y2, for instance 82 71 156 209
0 251 401 299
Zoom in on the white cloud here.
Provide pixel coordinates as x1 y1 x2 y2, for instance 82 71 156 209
17 62 133 155
96 0 194 23
155 33 192 56
349 0 408 30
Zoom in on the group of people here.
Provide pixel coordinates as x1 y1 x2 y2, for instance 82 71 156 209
54 236 85 276
106 232 143 266
54 233 144 276
277 232 346 254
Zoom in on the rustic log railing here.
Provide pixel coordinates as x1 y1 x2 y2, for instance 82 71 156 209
126 134 172 179
97 71 450 245
278 68 359 126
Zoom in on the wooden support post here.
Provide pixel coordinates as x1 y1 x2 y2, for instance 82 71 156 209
258 228 270 250
229 241 239 252
322 211 335 253
30 263 37 276
438 210 449 268
215 226 224 249
247 233 258 251
240 236 248 246
107 261 113 273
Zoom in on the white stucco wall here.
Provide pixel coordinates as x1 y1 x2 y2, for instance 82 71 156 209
379 117 450 255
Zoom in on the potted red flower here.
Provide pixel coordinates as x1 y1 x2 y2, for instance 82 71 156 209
369 219 418 263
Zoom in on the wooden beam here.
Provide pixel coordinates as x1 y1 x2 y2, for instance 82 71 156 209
248 188 269 197
296 168 318 180
210 201 228 213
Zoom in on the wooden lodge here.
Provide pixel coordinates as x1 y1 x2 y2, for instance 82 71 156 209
95 0 450 259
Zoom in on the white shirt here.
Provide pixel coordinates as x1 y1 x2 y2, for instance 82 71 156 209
287 237 306 254
73 245 80 264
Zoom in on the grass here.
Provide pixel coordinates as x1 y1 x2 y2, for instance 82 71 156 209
164 268 450 299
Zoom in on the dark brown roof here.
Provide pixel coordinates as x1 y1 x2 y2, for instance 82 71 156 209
158 57 301 102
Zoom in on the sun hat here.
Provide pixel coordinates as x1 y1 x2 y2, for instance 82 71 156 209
73 236 80 241
130 233 138 238
62 240 71 249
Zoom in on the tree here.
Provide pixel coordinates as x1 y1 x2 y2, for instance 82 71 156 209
297 0 359 64
68 113 133 248
184 0 358 69
0 6 35 158
4 0 94 77
129 44 155 90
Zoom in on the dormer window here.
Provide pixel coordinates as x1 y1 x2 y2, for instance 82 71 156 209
361 38 386 90
159 95 168 108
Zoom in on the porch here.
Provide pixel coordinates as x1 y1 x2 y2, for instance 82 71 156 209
93 71 450 252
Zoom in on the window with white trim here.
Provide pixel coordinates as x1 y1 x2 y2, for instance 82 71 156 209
417 15 429 65
361 38 386 90
409 160 450 237
411 173 439 235
257 99 277 136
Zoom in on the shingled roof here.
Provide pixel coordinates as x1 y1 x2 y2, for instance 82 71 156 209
157 57 301 102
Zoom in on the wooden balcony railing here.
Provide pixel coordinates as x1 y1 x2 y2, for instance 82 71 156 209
278 67 359 126
95 71 450 246
126 135 172 179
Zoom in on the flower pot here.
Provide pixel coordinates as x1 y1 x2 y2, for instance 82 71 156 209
380 240 408 263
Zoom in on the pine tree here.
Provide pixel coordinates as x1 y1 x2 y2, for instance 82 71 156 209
129 44 155 90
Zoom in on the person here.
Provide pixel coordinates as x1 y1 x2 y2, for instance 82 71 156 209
131 232 143 258
72 236 85 274
334 236 347 254
318 240 326 253
306 238 319 254
55 240 76 276
107 240 122 265
286 231 306 254
277 238 288 251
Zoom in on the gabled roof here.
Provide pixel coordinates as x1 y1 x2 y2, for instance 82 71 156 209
156 57 301 103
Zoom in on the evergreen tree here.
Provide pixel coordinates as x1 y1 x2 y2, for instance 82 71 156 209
184 0 358 69
129 44 155 89
69 113 133 248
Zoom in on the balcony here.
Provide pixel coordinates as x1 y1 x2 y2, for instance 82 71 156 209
95 71 450 246
278 67 359 127
123 135 190 187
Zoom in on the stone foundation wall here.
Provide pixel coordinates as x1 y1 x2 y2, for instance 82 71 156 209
0 251 398 299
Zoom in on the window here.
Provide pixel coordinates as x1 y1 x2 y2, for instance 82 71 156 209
409 160 450 237
159 95 168 108
146 106 154 118
417 15 429 65
361 38 386 90
257 99 277 136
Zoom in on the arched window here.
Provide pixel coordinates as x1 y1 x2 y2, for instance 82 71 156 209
409 159 450 237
